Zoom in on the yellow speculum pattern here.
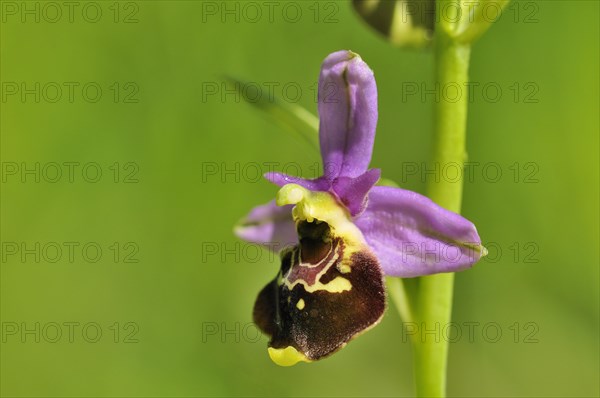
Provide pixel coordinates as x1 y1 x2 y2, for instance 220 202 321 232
281 246 352 294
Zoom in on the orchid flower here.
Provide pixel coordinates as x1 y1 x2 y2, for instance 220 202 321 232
235 50 486 366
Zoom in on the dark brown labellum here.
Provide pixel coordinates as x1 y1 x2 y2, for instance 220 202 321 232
253 220 386 363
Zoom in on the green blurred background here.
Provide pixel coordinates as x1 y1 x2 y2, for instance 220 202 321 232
1 1 598 397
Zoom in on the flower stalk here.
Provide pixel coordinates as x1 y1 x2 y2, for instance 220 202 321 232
413 8 472 398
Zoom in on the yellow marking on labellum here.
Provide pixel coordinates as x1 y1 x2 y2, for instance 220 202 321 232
296 298 305 310
284 274 352 293
283 248 352 293
338 264 351 274
268 346 311 366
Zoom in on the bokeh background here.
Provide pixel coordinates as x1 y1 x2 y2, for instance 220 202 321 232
1 1 598 397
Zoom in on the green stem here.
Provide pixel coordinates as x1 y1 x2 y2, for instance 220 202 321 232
412 20 471 398
387 277 416 327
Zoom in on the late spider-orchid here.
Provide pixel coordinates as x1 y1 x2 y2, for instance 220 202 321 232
235 50 486 366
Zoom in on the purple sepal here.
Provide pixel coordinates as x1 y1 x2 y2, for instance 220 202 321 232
355 186 484 277
234 200 297 252
318 50 378 180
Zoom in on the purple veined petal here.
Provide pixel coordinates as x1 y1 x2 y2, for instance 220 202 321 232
318 50 378 180
355 186 485 277
234 200 297 252
331 168 381 217
264 172 331 191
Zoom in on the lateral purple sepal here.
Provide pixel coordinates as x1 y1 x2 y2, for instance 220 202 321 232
355 186 484 277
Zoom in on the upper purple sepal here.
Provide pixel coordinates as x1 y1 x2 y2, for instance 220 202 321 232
318 50 378 180
262 51 380 217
